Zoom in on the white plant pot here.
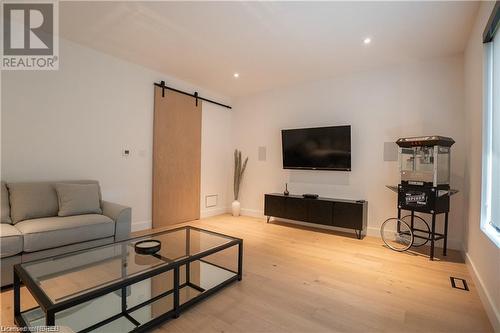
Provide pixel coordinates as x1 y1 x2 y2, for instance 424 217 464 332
231 200 241 217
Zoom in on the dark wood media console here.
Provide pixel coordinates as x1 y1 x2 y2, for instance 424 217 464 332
264 193 368 239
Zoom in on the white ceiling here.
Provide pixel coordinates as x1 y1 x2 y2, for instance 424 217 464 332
60 1 479 98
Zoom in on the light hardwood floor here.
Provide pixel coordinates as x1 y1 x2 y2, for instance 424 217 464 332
1 214 493 332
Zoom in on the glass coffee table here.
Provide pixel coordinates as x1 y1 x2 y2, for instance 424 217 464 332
14 226 243 332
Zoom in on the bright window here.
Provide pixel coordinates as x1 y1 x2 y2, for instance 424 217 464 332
482 23 500 247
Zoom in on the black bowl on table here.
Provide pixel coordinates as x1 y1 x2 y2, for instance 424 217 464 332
134 240 161 255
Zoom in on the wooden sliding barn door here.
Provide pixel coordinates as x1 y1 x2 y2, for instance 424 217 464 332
153 86 201 228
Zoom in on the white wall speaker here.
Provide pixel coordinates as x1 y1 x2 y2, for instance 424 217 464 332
258 146 267 161
383 142 398 161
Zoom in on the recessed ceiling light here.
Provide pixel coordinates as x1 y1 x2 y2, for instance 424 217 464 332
233 73 240 78
363 37 372 45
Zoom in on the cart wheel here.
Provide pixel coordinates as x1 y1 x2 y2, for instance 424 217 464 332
401 215 430 247
380 218 414 252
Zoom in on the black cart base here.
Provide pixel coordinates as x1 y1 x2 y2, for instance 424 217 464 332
397 208 449 260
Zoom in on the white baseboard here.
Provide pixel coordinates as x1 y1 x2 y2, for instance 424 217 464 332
131 220 151 232
465 252 500 332
201 206 229 218
240 208 265 218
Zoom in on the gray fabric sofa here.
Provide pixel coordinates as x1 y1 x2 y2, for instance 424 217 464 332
0 180 131 287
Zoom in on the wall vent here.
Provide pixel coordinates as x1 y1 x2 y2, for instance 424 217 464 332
205 195 218 208
450 277 469 291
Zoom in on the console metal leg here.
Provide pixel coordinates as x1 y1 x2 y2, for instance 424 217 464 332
266 216 270 223
354 230 362 239
430 213 436 260
443 212 449 256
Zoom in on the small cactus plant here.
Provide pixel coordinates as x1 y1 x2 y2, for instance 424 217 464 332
233 149 248 201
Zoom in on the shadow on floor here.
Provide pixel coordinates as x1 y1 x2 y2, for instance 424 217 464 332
269 220 360 240
268 219 464 263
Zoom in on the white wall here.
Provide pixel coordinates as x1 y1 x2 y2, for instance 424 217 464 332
1 38 232 231
201 102 232 218
463 2 500 331
232 55 466 249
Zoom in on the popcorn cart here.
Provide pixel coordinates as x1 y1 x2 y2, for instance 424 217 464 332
382 136 458 260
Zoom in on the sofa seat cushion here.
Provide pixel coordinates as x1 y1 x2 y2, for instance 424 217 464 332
16 214 115 253
0 224 23 258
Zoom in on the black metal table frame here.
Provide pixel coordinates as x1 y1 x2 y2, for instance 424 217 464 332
14 226 243 332
397 208 448 260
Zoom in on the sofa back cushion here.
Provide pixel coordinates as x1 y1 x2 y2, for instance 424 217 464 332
8 182 58 223
1 181 12 224
55 183 102 217
7 180 101 224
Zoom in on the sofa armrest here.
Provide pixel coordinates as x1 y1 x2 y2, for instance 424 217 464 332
102 200 131 242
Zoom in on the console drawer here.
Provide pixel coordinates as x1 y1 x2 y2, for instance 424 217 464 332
264 194 285 217
307 200 333 225
284 197 308 221
332 202 363 229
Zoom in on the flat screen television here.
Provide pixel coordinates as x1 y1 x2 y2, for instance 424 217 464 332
281 125 351 171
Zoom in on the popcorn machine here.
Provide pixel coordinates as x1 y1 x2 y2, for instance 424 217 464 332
383 136 458 260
